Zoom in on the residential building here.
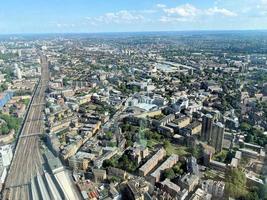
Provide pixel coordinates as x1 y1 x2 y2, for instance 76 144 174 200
209 122 225 152
139 148 166 177
149 154 179 183
201 179 225 198
92 169 107 183
201 114 213 142
189 188 212 200
178 173 199 192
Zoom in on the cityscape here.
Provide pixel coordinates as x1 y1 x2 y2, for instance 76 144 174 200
0 1 267 200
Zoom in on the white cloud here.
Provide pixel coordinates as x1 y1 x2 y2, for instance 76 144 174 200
159 16 190 22
163 4 199 17
158 3 237 23
86 10 145 25
56 23 75 28
257 0 267 11
205 7 237 16
156 4 167 8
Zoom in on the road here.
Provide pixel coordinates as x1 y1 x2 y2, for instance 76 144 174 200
2 54 49 200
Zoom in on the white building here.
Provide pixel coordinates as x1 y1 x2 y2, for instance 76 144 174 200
0 166 7 186
0 144 13 167
14 66 22 79
201 179 225 198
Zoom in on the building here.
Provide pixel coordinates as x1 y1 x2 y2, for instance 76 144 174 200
0 91 13 109
125 178 149 200
201 114 213 142
189 188 212 200
128 144 149 164
209 160 227 172
125 180 144 200
149 154 179 183
157 125 175 137
178 173 199 192
0 73 6 83
139 148 166 177
209 122 225 152
108 167 127 180
187 156 199 175
43 149 81 200
0 144 13 167
177 189 189 200
14 66 22 79
160 179 181 198
181 121 202 136
154 114 175 127
174 116 191 128
201 179 225 198
92 169 107 183
68 151 92 171
0 166 7 188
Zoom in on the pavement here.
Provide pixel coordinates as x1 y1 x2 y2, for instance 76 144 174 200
2 54 49 200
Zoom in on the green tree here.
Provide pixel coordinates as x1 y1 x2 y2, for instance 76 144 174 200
163 168 176 180
103 158 117 168
163 140 171 149
225 168 247 199
0 125 9 135
240 122 251 131
258 184 267 200
173 163 184 175
105 131 113 140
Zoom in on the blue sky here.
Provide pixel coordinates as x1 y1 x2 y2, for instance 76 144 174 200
0 0 267 33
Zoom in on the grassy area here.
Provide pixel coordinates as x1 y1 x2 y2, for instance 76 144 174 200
165 144 189 156
147 139 159 149
147 139 189 156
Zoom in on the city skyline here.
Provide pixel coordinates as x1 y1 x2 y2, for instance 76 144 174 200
1 0 267 34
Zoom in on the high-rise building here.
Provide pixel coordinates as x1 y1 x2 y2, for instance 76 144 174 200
14 66 22 79
201 114 213 142
209 122 225 153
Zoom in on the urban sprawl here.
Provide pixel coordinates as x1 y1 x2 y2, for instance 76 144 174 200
0 32 266 200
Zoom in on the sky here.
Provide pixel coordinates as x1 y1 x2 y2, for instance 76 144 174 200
0 0 267 34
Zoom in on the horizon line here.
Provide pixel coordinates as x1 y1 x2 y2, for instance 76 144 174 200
1 29 267 36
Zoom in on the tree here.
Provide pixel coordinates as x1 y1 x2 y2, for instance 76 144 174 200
245 134 254 143
225 168 247 199
163 168 176 180
105 131 113 140
173 163 184 175
240 122 251 131
163 140 171 149
0 125 9 135
62 77 69 86
258 184 267 200
245 191 260 200
189 144 203 159
0 83 8 92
